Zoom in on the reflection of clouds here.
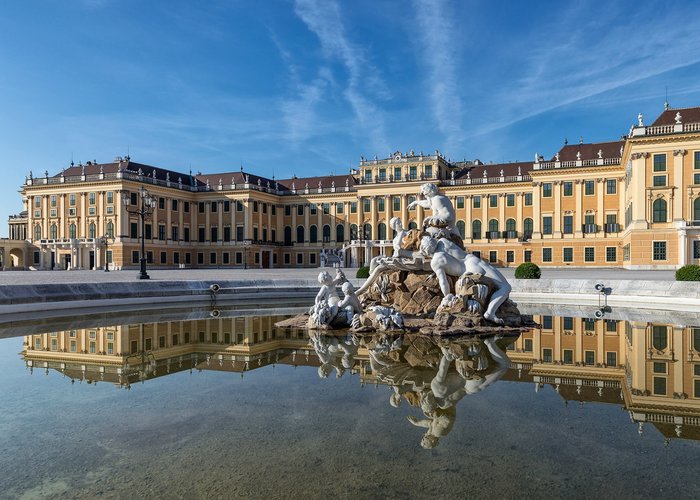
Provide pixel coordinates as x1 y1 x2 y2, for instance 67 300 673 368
375 333 516 449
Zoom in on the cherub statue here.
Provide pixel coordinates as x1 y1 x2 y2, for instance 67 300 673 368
309 269 347 327
337 281 363 325
407 183 459 238
369 217 410 273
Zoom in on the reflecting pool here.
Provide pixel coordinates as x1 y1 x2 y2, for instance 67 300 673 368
2 305 700 498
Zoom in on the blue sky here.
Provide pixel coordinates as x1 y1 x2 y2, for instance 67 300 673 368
2 0 700 236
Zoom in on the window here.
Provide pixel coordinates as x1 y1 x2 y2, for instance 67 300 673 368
563 182 573 196
309 225 317 243
236 252 243 264
184 201 190 213
88 222 96 239
158 197 165 210
695 151 700 169
542 248 552 262
542 348 553 363
542 216 552 235
584 351 595 366
378 223 386 240
336 225 344 242
606 352 617 367
524 339 532 352
69 194 76 206
363 198 371 213
409 166 417 180
69 223 76 239
693 328 700 351
606 247 616 262
542 316 552 330
211 226 218 242
284 205 291 216
350 202 357 214
456 197 464 209
489 194 498 208
472 220 481 239
296 253 303 265
489 251 497 263
606 179 617 194
210 252 216 264
89 192 96 205
524 250 531 263
172 199 179 211
563 215 573 234
322 203 330 215
584 180 595 196
378 168 386 181
506 250 514 263
695 173 700 185
653 241 667 261
211 201 218 212
653 175 666 187
606 319 618 333
297 205 304 216
695 240 700 259
337 202 344 214
523 218 533 238
394 167 401 180
198 202 205 213
378 198 385 212
309 204 316 215
584 247 594 262
542 183 552 197
184 227 190 242
653 153 666 172
653 377 667 396
652 199 667 222
563 350 573 364
297 226 305 243
392 197 401 211
563 317 574 330
132 251 139 264
473 196 481 209
197 252 204 265
425 165 432 178
524 193 532 206
506 194 515 207
160 251 167 264
159 224 166 240
652 325 668 350
198 226 205 242
408 196 415 210
563 247 573 262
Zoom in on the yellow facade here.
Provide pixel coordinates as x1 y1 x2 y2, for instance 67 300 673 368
7 106 700 270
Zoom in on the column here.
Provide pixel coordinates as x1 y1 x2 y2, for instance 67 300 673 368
465 195 473 243
596 178 604 231
574 180 583 237
516 193 524 234
370 196 378 240
401 195 408 229
553 182 561 235
498 193 506 235
672 150 686 221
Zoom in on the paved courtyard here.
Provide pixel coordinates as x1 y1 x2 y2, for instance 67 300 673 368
0 266 677 285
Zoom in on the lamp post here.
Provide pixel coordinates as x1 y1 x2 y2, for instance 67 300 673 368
101 236 110 272
122 186 155 279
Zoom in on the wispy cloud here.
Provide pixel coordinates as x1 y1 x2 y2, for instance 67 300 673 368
475 3 700 136
293 0 390 154
413 0 464 153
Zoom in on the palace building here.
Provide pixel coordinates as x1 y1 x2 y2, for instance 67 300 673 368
4 104 700 270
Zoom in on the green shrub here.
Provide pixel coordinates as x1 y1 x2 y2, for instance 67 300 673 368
515 262 541 279
676 265 700 281
356 266 370 279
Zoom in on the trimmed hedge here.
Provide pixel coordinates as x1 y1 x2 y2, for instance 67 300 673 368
356 266 370 279
676 265 700 281
514 262 541 279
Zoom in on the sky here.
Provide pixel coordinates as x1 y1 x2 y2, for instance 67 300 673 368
2 0 700 236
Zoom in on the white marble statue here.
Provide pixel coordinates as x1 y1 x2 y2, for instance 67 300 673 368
309 269 347 327
369 217 410 274
407 183 458 238
420 236 512 324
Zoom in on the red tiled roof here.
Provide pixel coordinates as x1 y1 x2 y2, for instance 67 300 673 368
276 174 357 191
651 106 700 126
195 170 275 188
553 140 624 162
54 160 203 187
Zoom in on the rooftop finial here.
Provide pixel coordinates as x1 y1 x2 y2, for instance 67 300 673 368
664 86 670 110
564 137 568 145
579 136 583 145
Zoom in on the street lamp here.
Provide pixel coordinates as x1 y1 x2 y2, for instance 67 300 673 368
122 186 156 279
101 236 110 272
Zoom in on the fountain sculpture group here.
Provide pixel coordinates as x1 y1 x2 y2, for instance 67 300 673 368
279 182 531 336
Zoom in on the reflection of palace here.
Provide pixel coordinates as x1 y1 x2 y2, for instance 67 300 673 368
5 104 700 270
22 314 700 442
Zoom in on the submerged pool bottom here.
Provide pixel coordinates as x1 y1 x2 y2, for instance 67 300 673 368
1 308 699 498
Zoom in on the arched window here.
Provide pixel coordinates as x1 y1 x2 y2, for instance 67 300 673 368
50 223 57 239
34 224 41 241
88 222 96 239
69 223 77 239
284 226 292 246
408 221 418 230
472 220 482 239
506 218 516 232
488 219 499 232
296 225 305 243
652 325 668 351
106 221 114 238
363 223 372 240
309 225 318 243
336 225 345 242
378 223 387 240
652 198 667 223
350 224 358 240
694 197 700 222
523 218 533 237
323 225 331 242
456 220 466 238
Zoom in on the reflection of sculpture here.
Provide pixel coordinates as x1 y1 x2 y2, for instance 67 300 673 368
421 236 512 324
309 331 359 378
